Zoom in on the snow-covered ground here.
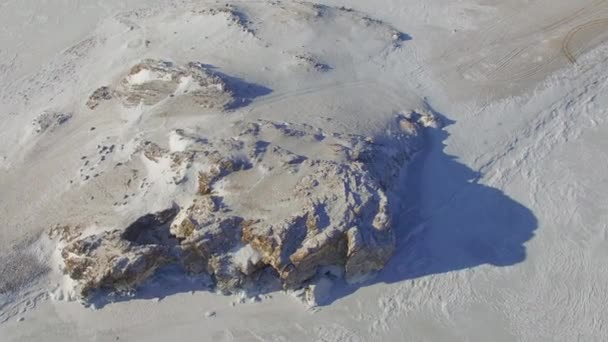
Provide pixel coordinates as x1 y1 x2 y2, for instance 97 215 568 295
1 0 608 341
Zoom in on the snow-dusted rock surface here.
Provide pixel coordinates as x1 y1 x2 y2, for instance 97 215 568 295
87 59 234 110
30 111 72 134
56 112 430 299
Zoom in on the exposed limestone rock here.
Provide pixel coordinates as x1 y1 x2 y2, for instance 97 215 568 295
49 224 82 242
169 197 250 292
60 207 178 297
240 157 397 286
344 225 394 283
86 86 113 109
118 59 232 108
141 141 167 162
61 231 170 297
57 114 432 300
86 59 235 110
197 158 239 195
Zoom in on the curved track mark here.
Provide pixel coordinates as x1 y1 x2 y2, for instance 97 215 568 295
562 19 608 64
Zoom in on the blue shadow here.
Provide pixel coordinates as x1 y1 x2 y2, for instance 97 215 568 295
85 106 537 308
200 64 272 109
322 107 538 305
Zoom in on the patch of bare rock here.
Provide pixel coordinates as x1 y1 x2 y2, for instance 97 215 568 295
31 110 72 134
86 59 234 110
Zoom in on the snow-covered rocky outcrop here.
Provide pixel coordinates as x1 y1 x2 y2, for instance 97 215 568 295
54 109 435 299
4 0 436 306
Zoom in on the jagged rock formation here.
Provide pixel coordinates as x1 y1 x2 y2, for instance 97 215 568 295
86 59 234 110
55 112 434 299
58 208 178 297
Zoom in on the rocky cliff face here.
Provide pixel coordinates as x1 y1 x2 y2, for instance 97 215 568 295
57 208 178 297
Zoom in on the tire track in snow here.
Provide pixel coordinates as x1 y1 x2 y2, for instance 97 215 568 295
562 18 608 64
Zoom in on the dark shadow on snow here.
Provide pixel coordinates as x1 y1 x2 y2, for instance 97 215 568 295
86 266 214 309
319 104 538 305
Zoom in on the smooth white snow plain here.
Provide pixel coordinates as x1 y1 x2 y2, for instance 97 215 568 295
1 0 608 341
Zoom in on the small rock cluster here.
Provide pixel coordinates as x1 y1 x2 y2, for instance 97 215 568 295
31 111 72 134
193 4 255 35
